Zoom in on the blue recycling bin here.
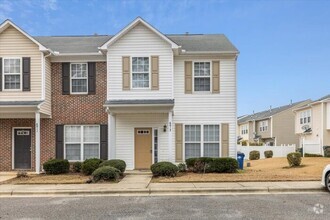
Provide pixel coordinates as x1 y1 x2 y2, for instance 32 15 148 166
237 152 245 170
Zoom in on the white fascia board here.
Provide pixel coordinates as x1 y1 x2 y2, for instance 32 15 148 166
100 17 179 50
181 51 239 55
0 20 48 51
54 52 103 56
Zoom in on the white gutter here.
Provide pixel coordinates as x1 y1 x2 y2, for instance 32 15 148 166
53 52 103 56
104 103 175 108
181 51 239 55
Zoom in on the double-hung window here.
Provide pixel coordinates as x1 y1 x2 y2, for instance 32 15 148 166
64 125 100 161
71 63 88 94
132 57 149 88
241 125 248 135
185 125 220 159
300 110 311 124
259 120 268 132
194 62 211 92
3 58 21 90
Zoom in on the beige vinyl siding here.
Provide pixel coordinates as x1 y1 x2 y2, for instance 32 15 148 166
323 103 330 145
115 113 168 170
239 122 249 141
107 24 173 100
173 56 237 158
0 26 42 101
39 57 51 116
273 108 300 146
295 107 312 134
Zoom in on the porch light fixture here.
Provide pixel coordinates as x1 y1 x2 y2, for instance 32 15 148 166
163 124 167 132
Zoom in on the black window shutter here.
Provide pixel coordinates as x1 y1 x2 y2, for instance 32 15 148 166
100 124 108 160
0 57 2 91
88 62 96 95
22 57 31 91
62 63 70 95
56 125 64 159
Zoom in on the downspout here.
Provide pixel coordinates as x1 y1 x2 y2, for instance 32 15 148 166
321 102 324 155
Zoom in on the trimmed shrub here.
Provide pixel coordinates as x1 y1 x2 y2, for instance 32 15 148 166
177 163 187 172
207 158 238 173
304 153 323 157
287 152 302 167
249 151 260 160
186 158 198 169
82 158 103 175
72 162 82 173
151 162 179 177
99 159 126 175
43 159 70 175
241 140 248 146
264 150 273 158
92 166 120 182
186 157 213 173
323 146 330 157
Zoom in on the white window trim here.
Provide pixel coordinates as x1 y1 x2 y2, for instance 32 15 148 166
183 124 220 160
2 57 22 91
300 109 311 125
130 56 151 90
64 125 100 162
259 120 268 132
152 128 158 164
70 63 88 95
192 61 212 93
241 124 248 135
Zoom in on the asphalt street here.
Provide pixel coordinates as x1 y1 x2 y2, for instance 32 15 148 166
0 193 329 219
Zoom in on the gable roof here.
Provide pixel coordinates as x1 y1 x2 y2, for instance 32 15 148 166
238 100 309 124
168 34 238 53
99 17 179 50
314 94 330 102
0 19 48 51
34 35 111 54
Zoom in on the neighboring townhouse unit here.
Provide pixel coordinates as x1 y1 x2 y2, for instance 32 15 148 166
293 94 330 155
237 100 310 146
0 17 239 172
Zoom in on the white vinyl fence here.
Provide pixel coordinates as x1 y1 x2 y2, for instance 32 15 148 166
237 145 296 159
303 140 322 155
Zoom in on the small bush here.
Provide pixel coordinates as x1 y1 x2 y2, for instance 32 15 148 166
323 146 330 157
241 140 248 146
287 152 302 167
185 157 213 173
207 158 238 173
264 150 273 158
304 153 323 157
249 151 260 160
43 159 70 175
72 162 82 173
17 171 28 178
185 158 197 169
82 158 103 175
177 163 187 172
99 159 126 175
92 166 120 182
151 162 179 177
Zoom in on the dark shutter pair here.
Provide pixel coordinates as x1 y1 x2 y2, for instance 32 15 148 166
62 62 96 95
0 57 30 91
56 125 108 160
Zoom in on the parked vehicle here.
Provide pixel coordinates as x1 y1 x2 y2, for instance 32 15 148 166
321 164 330 192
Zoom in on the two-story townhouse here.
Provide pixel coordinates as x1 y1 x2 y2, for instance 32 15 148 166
238 100 310 146
0 17 239 172
293 94 330 155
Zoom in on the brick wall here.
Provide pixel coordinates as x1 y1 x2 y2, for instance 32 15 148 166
0 62 107 171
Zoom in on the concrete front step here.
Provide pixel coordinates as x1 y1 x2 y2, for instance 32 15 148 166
125 170 152 175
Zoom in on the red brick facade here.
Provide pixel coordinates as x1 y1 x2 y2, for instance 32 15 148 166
0 62 107 171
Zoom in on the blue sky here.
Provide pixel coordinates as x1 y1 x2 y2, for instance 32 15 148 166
1 0 329 115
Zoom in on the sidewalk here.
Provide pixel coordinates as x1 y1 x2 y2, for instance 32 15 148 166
0 172 325 197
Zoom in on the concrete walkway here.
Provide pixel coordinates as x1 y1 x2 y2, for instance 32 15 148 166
0 179 325 197
0 172 17 183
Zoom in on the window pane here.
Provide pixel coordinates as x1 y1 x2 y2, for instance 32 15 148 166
83 126 100 142
65 126 81 142
185 125 201 142
132 73 149 88
84 144 99 160
204 143 219 157
194 62 210 76
72 79 87 93
66 144 81 160
194 78 210 91
185 143 201 159
204 125 219 142
4 75 20 89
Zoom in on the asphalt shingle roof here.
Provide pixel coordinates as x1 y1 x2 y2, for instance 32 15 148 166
0 101 43 106
105 99 174 106
33 34 238 54
238 100 308 124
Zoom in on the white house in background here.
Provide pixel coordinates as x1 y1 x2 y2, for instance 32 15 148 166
100 17 239 170
293 94 330 155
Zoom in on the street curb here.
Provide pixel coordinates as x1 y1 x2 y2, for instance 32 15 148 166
0 187 325 197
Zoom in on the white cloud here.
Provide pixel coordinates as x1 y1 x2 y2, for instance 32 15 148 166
42 0 58 11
